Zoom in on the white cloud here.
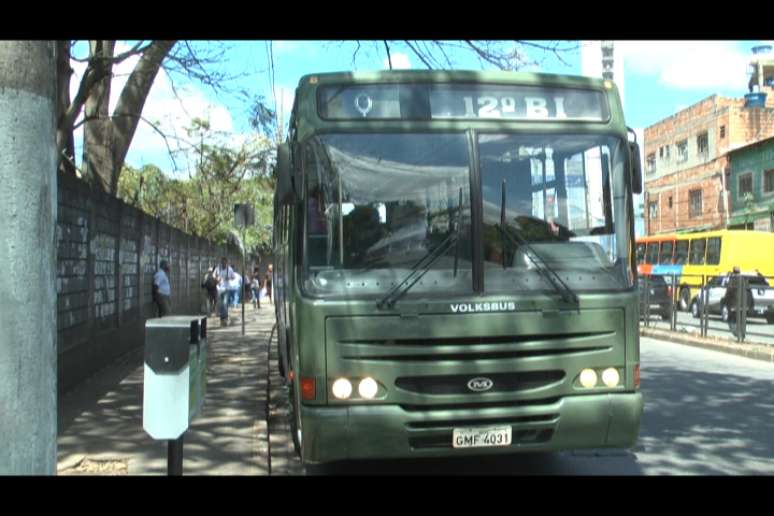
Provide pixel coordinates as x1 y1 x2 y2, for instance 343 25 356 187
618 41 751 91
383 52 411 70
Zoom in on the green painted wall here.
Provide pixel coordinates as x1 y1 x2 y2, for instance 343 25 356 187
729 138 774 227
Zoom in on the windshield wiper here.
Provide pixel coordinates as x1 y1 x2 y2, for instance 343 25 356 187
499 180 578 304
377 188 464 310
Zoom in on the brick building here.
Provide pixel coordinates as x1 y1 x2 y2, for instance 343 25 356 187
643 46 774 235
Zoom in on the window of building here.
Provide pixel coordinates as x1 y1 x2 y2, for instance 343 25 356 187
738 173 753 199
689 189 702 218
646 153 656 174
677 140 688 163
764 169 774 194
668 196 673 208
659 146 663 158
720 125 726 139
697 132 709 157
664 144 670 159
649 201 658 219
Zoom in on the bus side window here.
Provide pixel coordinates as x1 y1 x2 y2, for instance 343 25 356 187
659 241 674 265
636 243 646 265
674 240 689 264
646 242 659 265
706 237 721 265
689 238 707 265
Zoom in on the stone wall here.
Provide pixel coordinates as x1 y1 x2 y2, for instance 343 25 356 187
56 173 241 393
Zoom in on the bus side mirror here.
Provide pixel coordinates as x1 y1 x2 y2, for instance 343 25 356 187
276 143 296 205
629 141 643 194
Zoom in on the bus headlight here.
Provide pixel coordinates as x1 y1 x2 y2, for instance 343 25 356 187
332 378 352 400
358 377 379 399
602 368 621 388
579 369 598 389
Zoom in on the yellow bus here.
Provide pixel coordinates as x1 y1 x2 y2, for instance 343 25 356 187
637 230 774 310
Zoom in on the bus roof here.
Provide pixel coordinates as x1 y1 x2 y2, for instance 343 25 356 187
637 229 774 242
296 70 613 91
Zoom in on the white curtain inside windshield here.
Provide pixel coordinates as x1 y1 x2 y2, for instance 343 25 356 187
303 133 474 298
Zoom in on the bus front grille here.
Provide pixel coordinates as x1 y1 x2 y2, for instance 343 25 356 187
395 371 565 395
338 332 613 362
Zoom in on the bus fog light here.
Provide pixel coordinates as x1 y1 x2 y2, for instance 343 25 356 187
358 377 379 399
602 368 620 387
579 369 598 388
332 378 352 399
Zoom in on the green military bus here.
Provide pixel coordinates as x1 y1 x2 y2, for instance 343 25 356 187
272 70 644 465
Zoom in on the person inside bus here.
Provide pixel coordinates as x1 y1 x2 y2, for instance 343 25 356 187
343 204 385 268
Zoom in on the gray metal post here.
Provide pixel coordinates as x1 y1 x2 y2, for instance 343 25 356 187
0 41 58 474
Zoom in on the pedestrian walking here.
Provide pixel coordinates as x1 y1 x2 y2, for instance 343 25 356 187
214 256 236 326
252 267 262 309
231 271 242 307
152 260 172 317
723 267 752 340
265 263 273 304
202 266 218 315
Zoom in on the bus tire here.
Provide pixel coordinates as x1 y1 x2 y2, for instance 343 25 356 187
679 287 691 312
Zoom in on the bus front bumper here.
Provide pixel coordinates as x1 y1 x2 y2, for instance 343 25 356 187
300 392 643 465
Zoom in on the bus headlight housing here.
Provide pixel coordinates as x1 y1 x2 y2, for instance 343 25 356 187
602 368 621 388
579 368 598 389
332 378 352 399
358 377 379 399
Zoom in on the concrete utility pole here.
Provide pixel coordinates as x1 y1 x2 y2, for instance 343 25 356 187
0 41 58 474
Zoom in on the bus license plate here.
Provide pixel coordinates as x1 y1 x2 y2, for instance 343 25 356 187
452 426 512 448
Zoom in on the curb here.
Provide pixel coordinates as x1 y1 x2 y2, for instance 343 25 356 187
641 327 774 363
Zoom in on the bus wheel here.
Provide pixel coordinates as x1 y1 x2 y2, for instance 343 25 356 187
679 288 691 311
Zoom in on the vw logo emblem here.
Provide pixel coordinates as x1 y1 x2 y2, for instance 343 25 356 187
467 377 494 392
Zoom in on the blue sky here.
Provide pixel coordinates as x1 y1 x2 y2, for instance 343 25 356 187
71 40 773 175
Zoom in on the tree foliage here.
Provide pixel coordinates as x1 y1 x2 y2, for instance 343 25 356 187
117 119 276 253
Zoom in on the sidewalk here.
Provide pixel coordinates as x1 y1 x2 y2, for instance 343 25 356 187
57 305 277 475
640 326 774 363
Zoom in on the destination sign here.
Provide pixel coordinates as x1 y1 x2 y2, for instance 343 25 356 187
318 84 609 122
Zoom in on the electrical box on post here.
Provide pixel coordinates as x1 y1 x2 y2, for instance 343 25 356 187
142 316 208 440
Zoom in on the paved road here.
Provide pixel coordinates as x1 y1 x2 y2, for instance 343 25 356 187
272 336 774 475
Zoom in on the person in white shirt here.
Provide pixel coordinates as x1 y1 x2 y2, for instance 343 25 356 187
214 256 235 325
153 260 172 317
231 271 242 307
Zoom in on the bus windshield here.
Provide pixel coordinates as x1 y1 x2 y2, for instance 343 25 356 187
302 132 630 299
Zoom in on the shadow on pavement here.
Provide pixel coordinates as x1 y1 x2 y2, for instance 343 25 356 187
634 363 774 475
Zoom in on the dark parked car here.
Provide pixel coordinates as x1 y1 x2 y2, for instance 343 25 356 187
638 275 672 320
